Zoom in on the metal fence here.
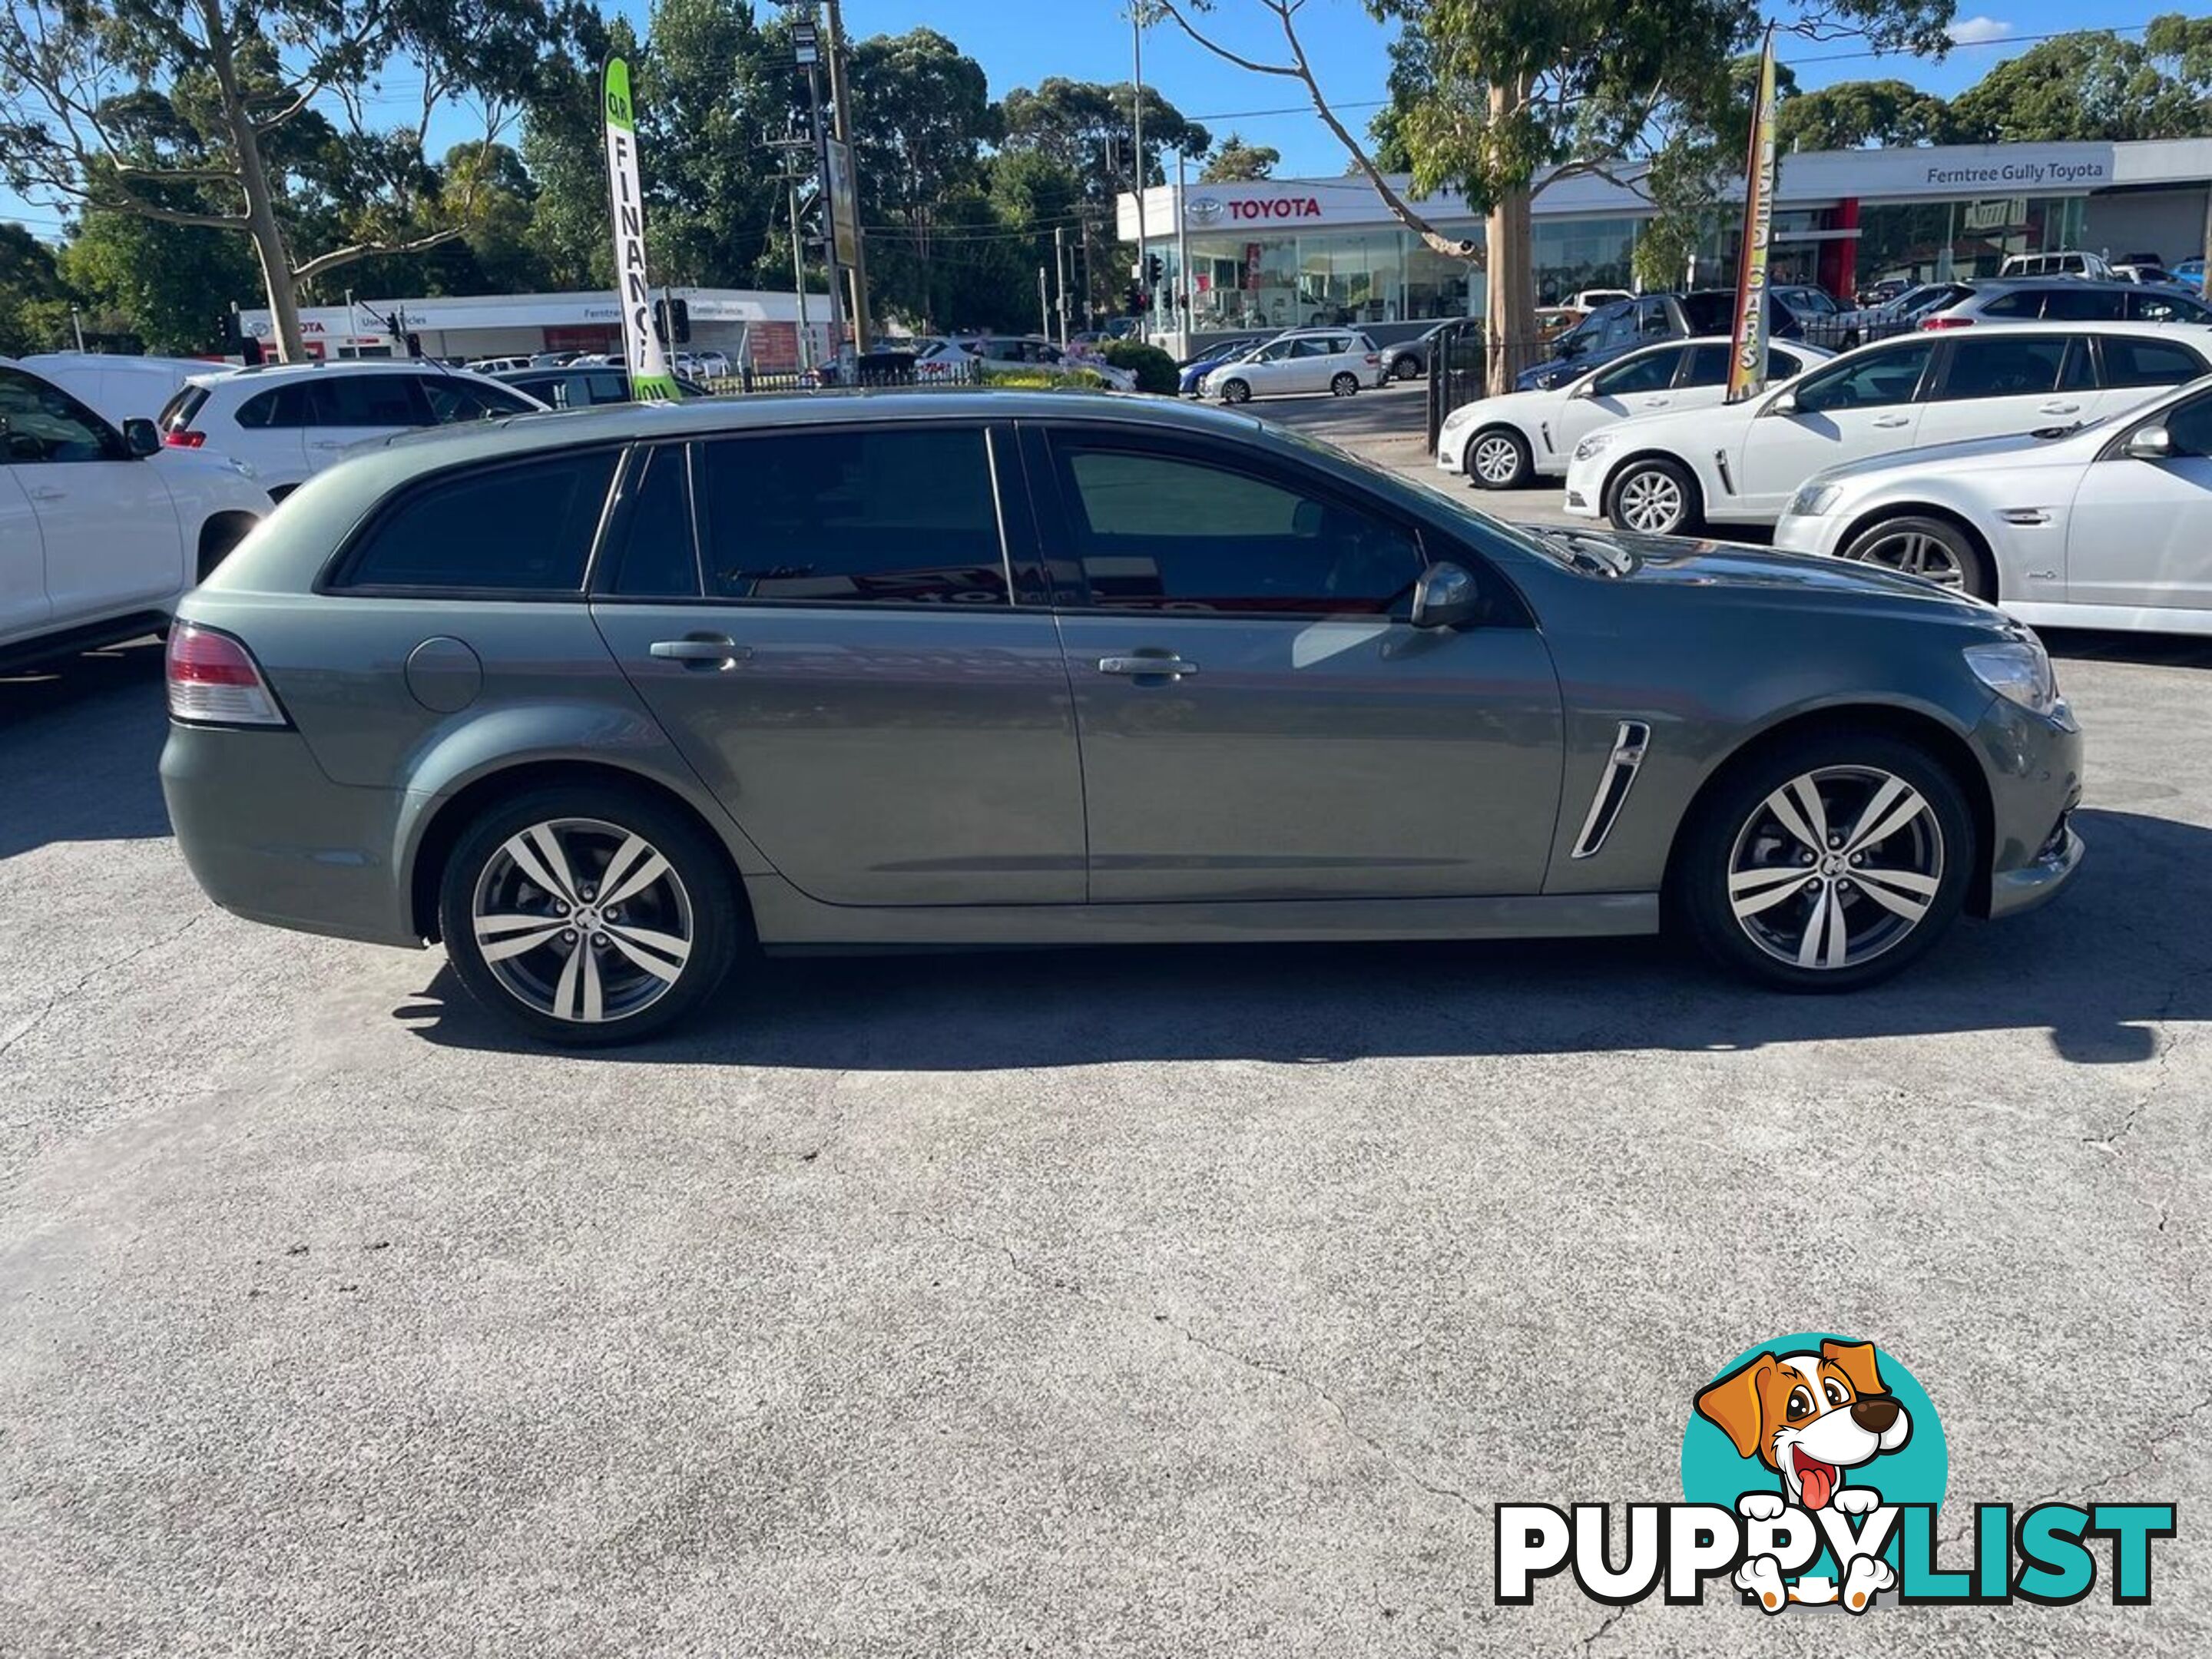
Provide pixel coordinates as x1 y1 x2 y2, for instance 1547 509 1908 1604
702 353 982 396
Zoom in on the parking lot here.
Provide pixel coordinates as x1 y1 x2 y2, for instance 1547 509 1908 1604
4 388 2210 1655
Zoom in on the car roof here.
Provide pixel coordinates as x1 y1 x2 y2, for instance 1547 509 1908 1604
189 359 512 390
1964 276 2165 293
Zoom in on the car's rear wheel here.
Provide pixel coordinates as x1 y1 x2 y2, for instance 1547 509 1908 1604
1605 456 1702 537
1674 733 1975 992
1220 377 1251 405
1839 514 1993 601
1467 426 1533 489
438 785 742 1045
1330 371 1360 396
1390 354 1421 381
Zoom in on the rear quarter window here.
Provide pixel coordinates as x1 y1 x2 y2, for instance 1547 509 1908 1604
333 450 621 593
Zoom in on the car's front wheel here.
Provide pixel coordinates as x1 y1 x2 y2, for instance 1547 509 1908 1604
438 784 743 1045
1604 456 1701 537
1839 514 1994 601
1674 732 1975 992
1466 426 1533 489
1390 354 1421 381
1220 377 1251 405
1330 371 1360 396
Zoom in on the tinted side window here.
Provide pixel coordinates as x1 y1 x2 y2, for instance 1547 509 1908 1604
603 445 699 596
339 451 618 591
1769 348 1806 380
2041 287 2122 322
585 372 632 405
697 427 1005 604
1051 444 1422 616
1591 348 1681 396
1793 343 1934 412
238 385 310 429
422 379 524 423
2100 337 2210 389
1682 343 1730 386
312 375 429 427
1935 336 2070 400
2162 395 2212 457
0 366 117 462
1979 291 2044 319
2127 289 2212 322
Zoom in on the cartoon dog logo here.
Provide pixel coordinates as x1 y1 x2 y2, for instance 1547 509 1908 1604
1695 1339 1913 1610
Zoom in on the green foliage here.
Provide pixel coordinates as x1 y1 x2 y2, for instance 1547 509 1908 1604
1101 338 1178 394
61 207 260 352
1200 133 1279 182
1947 22 2212 141
0 224 72 356
1777 78 1953 151
982 366 1110 390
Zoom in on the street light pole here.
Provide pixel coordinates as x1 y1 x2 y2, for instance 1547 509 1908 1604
1055 224 1068 347
791 12 846 368
1131 10 1147 339
822 0 872 353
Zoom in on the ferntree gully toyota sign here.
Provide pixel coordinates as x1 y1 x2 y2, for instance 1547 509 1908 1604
1187 195 1326 225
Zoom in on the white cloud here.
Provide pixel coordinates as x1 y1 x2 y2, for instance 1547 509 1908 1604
1948 16 2016 46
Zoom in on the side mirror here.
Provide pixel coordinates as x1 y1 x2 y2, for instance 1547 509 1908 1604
122 417 161 457
1764 387 1800 416
1410 560 1482 630
2124 425 2174 461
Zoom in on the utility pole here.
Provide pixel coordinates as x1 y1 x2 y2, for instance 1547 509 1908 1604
770 135 816 373
1054 224 1068 347
1175 147 1194 347
1131 11 1147 340
821 0 871 352
1038 266 1050 337
790 12 846 369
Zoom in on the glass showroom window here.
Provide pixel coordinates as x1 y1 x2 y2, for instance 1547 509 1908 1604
1532 216 1638 303
1405 227 1484 320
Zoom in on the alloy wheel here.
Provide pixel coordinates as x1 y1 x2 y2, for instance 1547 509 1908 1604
1726 767 1945 971
1850 528 1965 588
470 816 694 1024
1222 379 1250 404
1615 469 1686 533
1473 434 1524 485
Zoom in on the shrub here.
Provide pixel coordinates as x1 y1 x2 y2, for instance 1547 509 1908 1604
1100 339 1178 396
981 367 1110 391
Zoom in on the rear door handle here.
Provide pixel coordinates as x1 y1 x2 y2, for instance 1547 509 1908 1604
1641 396 1672 407
650 634 751 667
1872 415 1912 429
26 485 65 501
1098 654 1199 678
2037 400 2081 414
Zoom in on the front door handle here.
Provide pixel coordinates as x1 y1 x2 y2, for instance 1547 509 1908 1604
25 485 65 501
2037 400 2081 415
1641 396 1672 407
309 439 349 449
650 634 751 667
1098 654 1199 678
1871 415 1912 429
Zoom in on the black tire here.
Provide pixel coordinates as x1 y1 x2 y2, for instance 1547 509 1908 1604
1330 371 1360 396
1390 354 1421 381
1465 426 1534 490
1604 455 1703 538
1839 513 1995 601
1220 377 1251 405
437 783 744 1046
1672 730 1976 993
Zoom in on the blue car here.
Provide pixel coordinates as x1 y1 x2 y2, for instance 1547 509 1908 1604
1515 291 1805 391
1177 335 1270 396
2174 257 2206 293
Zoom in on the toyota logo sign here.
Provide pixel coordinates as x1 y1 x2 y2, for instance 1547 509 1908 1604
1184 196 1226 227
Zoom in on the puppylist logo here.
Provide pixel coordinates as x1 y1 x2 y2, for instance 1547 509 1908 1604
1495 1334 2175 1614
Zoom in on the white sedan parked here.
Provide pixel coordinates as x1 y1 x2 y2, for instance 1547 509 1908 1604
1562 322 2212 537
1773 376 2212 634
1437 337 1832 488
1199 329 1385 402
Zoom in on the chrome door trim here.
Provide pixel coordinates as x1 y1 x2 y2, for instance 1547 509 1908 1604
1569 720 1653 859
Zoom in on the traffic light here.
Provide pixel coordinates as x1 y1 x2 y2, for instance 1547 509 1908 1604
654 296 690 343
1124 284 1145 316
1144 253 1164 286
1106 135 1132 174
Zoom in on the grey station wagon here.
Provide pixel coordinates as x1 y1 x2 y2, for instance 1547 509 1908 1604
161 392 2084 1045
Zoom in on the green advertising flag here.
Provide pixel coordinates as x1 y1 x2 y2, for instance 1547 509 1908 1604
601 58 681 403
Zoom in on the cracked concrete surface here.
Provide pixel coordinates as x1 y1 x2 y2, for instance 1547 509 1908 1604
2 611 2209 1657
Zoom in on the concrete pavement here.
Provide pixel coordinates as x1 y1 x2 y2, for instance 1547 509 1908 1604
2 501 2208 1651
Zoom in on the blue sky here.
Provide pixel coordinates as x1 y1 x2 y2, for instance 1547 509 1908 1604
1 2 2179 240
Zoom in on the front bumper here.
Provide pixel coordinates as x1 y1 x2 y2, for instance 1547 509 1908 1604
1437 432 1466 474
1771 512 1843 558
161 722 421 949
1973 692 2086 921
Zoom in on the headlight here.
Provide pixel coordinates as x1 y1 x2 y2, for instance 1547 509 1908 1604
1787 484 1840 518
1441 404 1475 432
1572 432 1615 463
1965 636 2062 718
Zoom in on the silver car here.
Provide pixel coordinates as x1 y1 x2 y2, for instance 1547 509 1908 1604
162 392 2084 1045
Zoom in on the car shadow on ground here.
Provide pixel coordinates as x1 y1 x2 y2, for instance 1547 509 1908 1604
0 640 171 859
396 806 2210 1071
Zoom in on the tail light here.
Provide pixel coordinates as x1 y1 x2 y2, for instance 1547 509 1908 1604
1364 353 1381 364
166 622 287 727
164 429 207 447
1920 315 1974 329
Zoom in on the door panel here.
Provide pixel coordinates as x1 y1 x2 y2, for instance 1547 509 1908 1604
591 425 1087 906
2064 400 2212 611
1035 433 1565 902
0 469 50 644
1916 333 2085 447
0 367 180 621
303 375 432 473
1731 341 1936 518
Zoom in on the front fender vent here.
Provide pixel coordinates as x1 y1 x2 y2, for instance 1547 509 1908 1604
1570 720 1653 860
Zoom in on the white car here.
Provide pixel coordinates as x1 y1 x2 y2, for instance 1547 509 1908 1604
466 356 535 374
672 349 732 379
1565 288 1634 311
1199 329 1385 402
1773 376 2212 634
1562 322 2212 537
1437 336 1833 488
18 352 217 427
2 358 270 666
954 335 1138 391
160 361 547 498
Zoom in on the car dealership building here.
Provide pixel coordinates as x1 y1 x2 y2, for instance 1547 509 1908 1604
1116 137 2212 337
